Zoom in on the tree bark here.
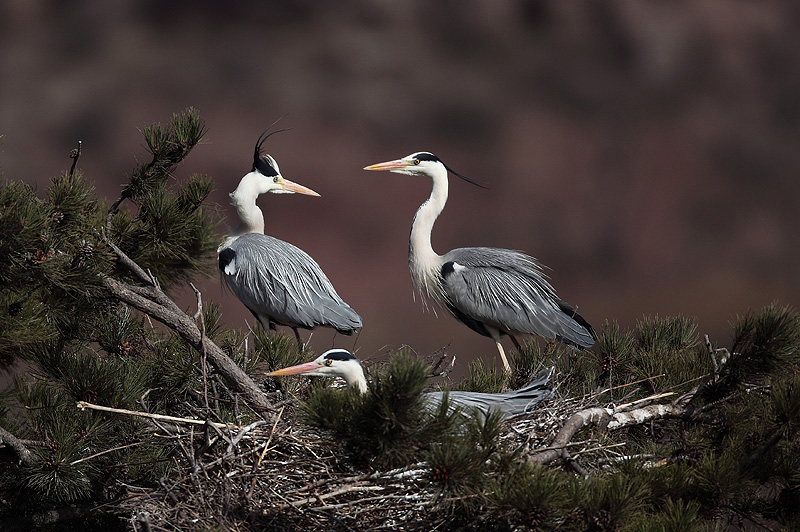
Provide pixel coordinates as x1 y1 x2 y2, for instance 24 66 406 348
103 277 273 413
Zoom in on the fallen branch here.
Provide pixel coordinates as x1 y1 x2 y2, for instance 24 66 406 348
77 400 233 430
529 392 692 466
529 407 612 465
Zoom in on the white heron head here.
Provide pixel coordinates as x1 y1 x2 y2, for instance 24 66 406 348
229 121 320 206
267 349 367 393
364 152 488 188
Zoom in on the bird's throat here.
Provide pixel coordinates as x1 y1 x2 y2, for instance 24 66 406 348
409 176 448 304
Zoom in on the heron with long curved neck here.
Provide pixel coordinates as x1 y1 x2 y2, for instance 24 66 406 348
364 152 594 372
268 349 553 419
218 122 362 344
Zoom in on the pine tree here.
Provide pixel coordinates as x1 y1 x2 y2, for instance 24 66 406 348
0 109 277 528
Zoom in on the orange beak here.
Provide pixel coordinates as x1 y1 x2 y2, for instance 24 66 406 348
281 178 320 196
363 159 410 172
267 361 321 377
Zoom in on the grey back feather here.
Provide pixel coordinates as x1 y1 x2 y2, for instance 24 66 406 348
440 247 594 347
424 367 553 420
220 233 362 334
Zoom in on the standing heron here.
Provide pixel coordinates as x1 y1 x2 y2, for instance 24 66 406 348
218 124 362 345
268 349 553 419
364 152 594 372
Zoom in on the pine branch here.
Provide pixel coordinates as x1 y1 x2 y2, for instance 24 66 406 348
68 140 81 177
100 234 272 412
102 276 272 413
0 425 34 466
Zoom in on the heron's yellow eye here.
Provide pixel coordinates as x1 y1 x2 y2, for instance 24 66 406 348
413 159 420 165
273 176 280 183
325 359 332 367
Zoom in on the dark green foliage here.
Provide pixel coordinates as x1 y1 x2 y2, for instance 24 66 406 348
251 327 309 373
625 315 707 393
454 357 508 393
487 462 568 529
109 107 216 289
425 408 503 498
302 353 465 467
769 375 800 438
567 472 649 531
0 109 253 523
725 303 800 388
296 305 800 530
627 498 704 532
0 171 114 368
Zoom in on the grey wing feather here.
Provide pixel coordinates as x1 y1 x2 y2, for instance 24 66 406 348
441 247 593 347
220 233 362 334
424 367 553 419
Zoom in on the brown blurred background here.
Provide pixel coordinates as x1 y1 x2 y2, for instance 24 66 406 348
2 1 799 376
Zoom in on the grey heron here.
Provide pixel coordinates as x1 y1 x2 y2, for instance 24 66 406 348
217 125 362 345
363 152 594 372
268 349 552 420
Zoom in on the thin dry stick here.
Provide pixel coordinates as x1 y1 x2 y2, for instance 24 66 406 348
70 441 145 466
571 441 626 457
77 401 233 430
613 391 676 413
274 485 386 511
191 282 210 411
247 407 285 500
592 374 667 399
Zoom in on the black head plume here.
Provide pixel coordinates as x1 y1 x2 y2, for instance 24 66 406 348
253 114 292 176
445 163 489 189
412 152 489 189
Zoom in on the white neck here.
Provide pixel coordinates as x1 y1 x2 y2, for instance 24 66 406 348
409 164 447 298
343 364 368 394
230 172 266 235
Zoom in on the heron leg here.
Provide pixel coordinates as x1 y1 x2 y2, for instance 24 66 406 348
510 335 523 352
291 327 303 349
487 327 511 373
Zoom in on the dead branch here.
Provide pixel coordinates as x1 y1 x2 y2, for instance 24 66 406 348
69 140 81 177
0 425 35 466
529 391 694 466
102 277 271 412
529 407 612 466
77 400 233 429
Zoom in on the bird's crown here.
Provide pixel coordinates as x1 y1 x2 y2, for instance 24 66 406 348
252 115 291 177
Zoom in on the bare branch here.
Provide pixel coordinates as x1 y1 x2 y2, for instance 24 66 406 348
69 140 81 177
99 231 152 286
529 407 612 465
102 276 273 412
529 391 693 466
0 425 34 466
77 401 233 429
